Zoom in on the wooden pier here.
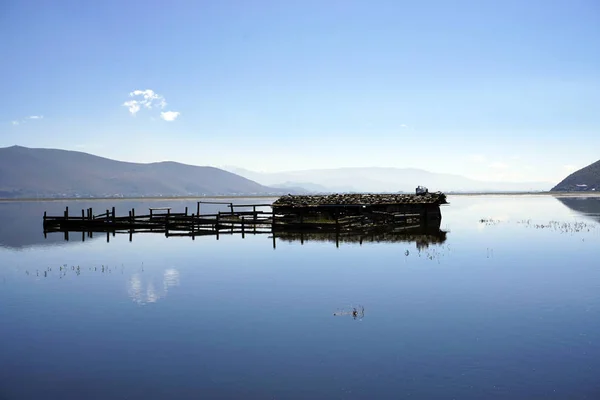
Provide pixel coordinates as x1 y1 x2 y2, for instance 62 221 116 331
43 201 276 240
42 195 448 245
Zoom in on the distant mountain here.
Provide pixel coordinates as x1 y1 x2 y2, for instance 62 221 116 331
263 181 331 193
551 160 600 192
0 146 287 198
224 166 551 193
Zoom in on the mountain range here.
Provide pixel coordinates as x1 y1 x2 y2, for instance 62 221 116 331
0 146 285 198
551 159 600 192
225 167 552 193
0 145 559 199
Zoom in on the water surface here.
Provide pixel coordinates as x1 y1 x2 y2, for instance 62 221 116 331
1 195 600 399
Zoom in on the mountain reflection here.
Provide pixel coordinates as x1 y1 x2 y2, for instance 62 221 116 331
128 268 180 305
554 196 600 223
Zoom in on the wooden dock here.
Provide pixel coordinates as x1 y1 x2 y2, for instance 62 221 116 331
42 199 438 245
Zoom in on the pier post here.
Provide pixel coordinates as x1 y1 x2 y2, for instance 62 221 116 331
82 231 85 242
106 210 109 223
82 209 85 220
229 203 233 215
191 214 195 236
43 211 46 221
65 230 69 241
197 202 200 216
112 207 115 222
241 216 245 238
165 213 169 237
65 207 69 221
253 206 257 222
185 207 188 216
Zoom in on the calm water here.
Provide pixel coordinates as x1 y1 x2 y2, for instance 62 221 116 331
1 195 600 399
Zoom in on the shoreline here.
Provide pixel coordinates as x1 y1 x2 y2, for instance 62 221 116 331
1 192 599 203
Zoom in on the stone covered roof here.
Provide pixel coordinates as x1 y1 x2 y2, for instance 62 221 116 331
272 193 448 207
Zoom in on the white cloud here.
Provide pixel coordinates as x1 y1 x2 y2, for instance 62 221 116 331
489 162 509 169
10 115 44 125
124 89 178 119
469 154 486 163
123 100 141 115
563 164 577 173
160 111 180 121
400 124 408 128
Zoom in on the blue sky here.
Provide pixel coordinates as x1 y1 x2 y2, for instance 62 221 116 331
1 0 599 183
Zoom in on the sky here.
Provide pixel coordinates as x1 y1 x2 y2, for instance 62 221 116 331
1 0 599 184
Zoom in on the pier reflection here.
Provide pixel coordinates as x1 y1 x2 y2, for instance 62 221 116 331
274 226 448 249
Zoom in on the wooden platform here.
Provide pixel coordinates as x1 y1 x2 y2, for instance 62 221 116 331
42 199 438 244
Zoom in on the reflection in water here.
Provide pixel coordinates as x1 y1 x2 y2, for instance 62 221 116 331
18 264 181 306
128 268 180 305
0 198 274 250
554 196 600 223
4 195 600 399
275 228 447 250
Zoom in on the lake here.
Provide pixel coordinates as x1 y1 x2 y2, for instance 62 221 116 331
1 195 600 399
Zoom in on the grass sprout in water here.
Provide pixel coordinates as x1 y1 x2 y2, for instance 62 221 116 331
517 219 597 235
334 305 365 320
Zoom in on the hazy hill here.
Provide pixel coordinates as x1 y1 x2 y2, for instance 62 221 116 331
551 160 600 192
0 146 285 198
225 167 551 193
